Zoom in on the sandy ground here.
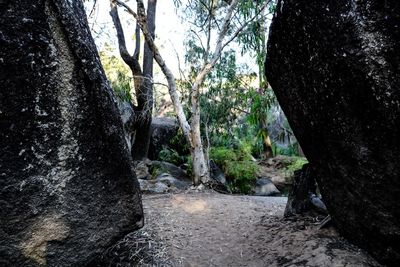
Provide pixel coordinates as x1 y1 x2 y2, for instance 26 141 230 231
96 191 381 266
137 191 381 267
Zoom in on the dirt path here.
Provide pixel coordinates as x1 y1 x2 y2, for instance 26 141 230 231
139 192 380 267
97 191 381 266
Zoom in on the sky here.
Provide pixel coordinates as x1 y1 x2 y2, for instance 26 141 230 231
85 0 189 76
84 0 273 82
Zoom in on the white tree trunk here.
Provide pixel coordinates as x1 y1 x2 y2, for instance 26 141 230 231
191 130 209 185
114 0 267 185
190 100 210 184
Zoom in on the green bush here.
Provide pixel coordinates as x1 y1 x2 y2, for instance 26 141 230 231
272 143 300 157
224 161 258 194
158 148 185 166
209 145 259 194
169 129 190 155
235 141 254 161
111 71 132 102
282 156 308 183
157 147 193 177
209 147 237 166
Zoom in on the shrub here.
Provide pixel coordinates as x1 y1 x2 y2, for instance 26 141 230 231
158 147 185 166
170 128 190 155
224 161 258 194
235 141 254 161
209 147 237 166
157 147 193 178
282 156 308 183
209 145 259 194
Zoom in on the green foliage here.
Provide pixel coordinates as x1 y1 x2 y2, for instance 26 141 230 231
157 147 193 177
111 71 132 102
170 128 190 155
284 157 308 173
272 143 299 157
281 157 308 183
209 144 259 194
209 147 238 166
225 161 258 194
246 89 275 127
99 45 132 102
235 141 254 162
158 147 185 166
209 133 237 148
198 49 264 155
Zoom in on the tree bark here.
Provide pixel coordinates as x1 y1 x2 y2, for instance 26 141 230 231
0 0 143 266
131 0 157 160
110 0 157 160
190 124 210 185
284 164 317 217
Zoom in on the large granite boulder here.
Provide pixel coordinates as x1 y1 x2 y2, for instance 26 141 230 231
266 0 400 265
148 117 181 159
0 0 143 266
151 161 191 181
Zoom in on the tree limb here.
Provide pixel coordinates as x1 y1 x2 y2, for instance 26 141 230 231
113 0 193 146
110 1 134 67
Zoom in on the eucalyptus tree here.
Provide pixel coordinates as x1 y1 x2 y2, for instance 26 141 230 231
235 0 279 158
109 0 157 160
114 0 269 185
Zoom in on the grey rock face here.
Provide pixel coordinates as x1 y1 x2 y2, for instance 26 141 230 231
148 117 181 159
266 0 400 265
138 179 170 194
138 173 191 194
0 0 143 266
151 161 191 182
210 160 227 185
134 159 152 180
156 173 191 190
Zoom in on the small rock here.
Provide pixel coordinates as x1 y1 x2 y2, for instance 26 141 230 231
135 160 151 180
152 161 190 181
253 178 281 196
138 179 170 194
156 173 191 190
210 160 226 185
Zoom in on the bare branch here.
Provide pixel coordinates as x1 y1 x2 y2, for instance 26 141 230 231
220 1 270 54
134 22 141 59
208 0 239 66
109 1 133 66
113 0 192 146
205 0 213 59
88 0 98 19
169 39 191 84
190 29 207 57
189 0 239 124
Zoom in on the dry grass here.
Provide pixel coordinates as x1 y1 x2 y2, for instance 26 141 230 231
93 227 173 267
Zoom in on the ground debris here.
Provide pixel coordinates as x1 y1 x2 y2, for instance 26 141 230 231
91 225 173 266
139 192 381 267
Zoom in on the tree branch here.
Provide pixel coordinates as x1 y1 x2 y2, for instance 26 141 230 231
220 1 270 54
109 1 134 66
134 22 141 59
113 0 193 146
189 0 239 126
